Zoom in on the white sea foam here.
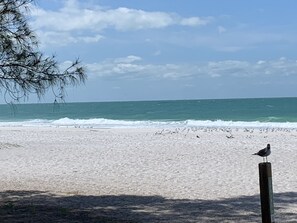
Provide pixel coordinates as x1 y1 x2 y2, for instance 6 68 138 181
0 117 297 129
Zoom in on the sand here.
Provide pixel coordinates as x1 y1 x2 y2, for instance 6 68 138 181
0 126 296 222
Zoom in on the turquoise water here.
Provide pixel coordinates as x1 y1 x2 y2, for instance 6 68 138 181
0 98 297 128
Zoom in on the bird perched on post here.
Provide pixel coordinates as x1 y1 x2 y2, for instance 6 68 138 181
253 144 271 162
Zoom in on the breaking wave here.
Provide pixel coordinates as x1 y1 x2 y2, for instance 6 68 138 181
0 117 297 129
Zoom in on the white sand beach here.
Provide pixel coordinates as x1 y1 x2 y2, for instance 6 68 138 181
0 126 296 222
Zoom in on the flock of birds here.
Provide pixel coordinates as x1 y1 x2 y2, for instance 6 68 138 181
154 126 296 138
154 127 275 163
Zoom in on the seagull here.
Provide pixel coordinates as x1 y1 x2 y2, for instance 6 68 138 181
253 144 271 162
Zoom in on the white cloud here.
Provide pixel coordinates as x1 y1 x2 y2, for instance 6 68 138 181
207 60 250 77
114 56 142 63
30 0 211 46
104 7 175 30
35 31 104 47
84 56 297 80
31 2 211 31
86 56 192 80
218 26 227 34
257 60 266 65
86 56 145 79
180 17 211 26
78 35 104 43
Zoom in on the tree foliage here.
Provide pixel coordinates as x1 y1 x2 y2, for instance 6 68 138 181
0 0 86 102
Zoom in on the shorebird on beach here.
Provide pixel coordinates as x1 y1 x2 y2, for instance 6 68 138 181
253 144 271 162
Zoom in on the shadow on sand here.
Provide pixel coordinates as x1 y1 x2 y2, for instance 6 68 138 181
0 190 296 222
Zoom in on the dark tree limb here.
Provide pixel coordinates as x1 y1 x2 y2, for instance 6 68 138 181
0 0 87 103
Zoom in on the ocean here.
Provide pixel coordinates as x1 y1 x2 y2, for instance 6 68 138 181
0 97 297 128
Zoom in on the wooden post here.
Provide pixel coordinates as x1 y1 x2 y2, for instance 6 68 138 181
259 162 275 223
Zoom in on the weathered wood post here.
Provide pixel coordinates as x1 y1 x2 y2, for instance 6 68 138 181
259 162 275 223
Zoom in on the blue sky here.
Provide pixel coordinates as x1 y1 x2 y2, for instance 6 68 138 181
25 0 297 102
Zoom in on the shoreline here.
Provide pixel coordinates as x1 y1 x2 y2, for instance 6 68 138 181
2 115 297 129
